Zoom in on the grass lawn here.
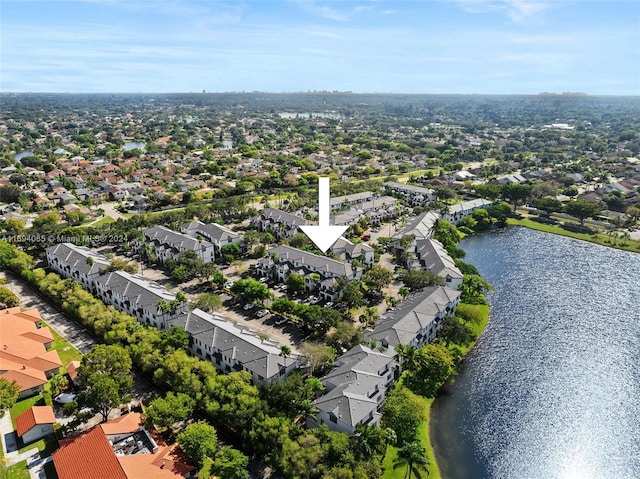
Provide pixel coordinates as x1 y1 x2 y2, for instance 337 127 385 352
87 216 115 227
507 217 640 253
4 459 30 479
9 392 48 427
381 303 490 479
17 434 58 456
382 397 440 479
42 320 83 366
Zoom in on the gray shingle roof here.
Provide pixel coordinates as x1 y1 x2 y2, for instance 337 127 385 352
365 286 461 348
95 270 176 310
260 208 311 227
314 375 383 428
182 221 239 243
263 245 354 278
414 238 463 281
392 211 440 240
142 225 213 252
169 309 298 380
46 243 111 277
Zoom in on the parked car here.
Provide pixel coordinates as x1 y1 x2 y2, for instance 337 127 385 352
243 303 255 311
274 317 288 326
256 309 269 318
325 301 334 308
259 277 269 283
54 393 77 404
224 281 234 289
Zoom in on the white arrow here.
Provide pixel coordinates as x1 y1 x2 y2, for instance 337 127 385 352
300 177 349 253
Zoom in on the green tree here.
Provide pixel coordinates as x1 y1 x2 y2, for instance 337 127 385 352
0 287 19 307
532 196 564 216
351 423 395 460
338 279 364 308
393 441 430 479
220 243 241 263
565 200 601 226
361 265 393 295
79 344 133 395
405 344 454 398
145 392 195 429
501 182 532 208
177 421 218 466
381 386 427 446
439 316 476 346
212 446 250 479
230 278 271 305
160 326 190 352
400 270 443 291
193 292 223 312
0 378 20 417
459 274 492 304
286 272 306 295
84 372 123 422
300 342 336 376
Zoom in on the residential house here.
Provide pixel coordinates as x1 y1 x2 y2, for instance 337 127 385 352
0 307 62 398
52 413 194 479
332 196 401 227
441 198 492 225
15 406 56 444
66 360 81 386
330 191 375 211
256 245 357 301
180 221 243 259
409 238 463 289
391 210 440 242
168 308 299 383
331 237 375 266
46 243 112 291
94 270 184 329
252 208 311 240
365 286 461 349
140 226 215 264
384 181 435 206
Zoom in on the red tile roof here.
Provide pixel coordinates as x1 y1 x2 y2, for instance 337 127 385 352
15 406 56 437
53 427 128 479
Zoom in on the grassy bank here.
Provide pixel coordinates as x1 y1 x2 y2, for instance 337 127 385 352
507 217 640 253
381 303 490 479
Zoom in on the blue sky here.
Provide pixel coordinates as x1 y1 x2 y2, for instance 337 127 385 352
2 0 639 94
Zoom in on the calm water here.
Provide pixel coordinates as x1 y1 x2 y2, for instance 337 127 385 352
431 227 640 479
14 149 34 161
123 141 146 151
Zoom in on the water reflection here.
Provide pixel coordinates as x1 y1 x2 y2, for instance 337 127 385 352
431 227 640 479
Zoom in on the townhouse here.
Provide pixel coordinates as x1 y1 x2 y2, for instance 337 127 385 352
407 238 463 289
331 237 375 266
391 210 440 242
329 191 375 211
256 245 357 301
181 220 243 258
140 225 215 263
252 207 311 240
168 308 299 383
365 286 461 349
94 271 185 329
46 243 112 290
309 344 398 434
384 181 435 206
332 196 401 227
46 243 298 383
442 198 493 225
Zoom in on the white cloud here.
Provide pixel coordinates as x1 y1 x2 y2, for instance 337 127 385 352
451 0 550 20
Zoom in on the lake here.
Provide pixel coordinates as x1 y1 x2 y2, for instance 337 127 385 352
431 227 640 479
123 141 146 151
14 149 34 161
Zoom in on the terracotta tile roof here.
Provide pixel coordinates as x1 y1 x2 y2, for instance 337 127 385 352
119 444 194 479
15 405 56 437
66 361 81 382
0 308 62 390
0 357 47 392
100 413 142 436
53 427 128 479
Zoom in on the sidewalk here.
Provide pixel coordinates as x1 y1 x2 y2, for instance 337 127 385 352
2 410 55 479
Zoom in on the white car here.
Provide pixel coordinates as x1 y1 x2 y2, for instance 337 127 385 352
256 309 269 318
243 303 255 311
54 393 77 404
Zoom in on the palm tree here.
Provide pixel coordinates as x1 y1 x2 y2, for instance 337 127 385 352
279 345 291 358
393 343 418 371
393 441 430 479
156 299 172 315
352 424 395 460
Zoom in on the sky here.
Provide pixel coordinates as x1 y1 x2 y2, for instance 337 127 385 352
1 0 639 95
